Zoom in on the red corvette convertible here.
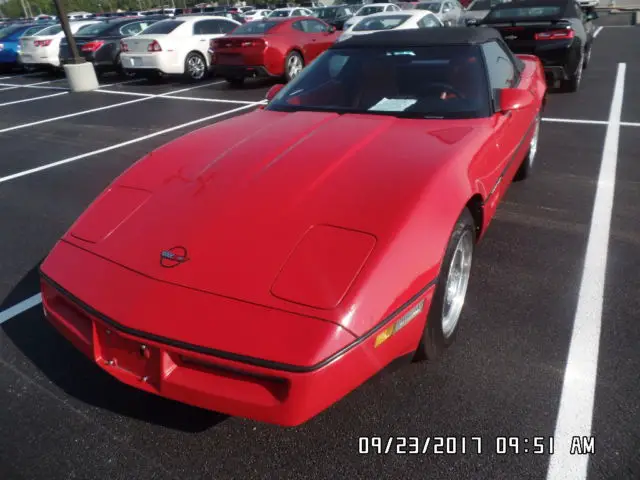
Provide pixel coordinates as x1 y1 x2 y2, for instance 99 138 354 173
40 28 546 427
210 17 339 85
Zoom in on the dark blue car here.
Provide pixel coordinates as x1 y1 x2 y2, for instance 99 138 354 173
0 23 55 72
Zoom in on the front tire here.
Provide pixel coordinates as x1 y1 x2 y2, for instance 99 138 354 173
514 115 540 182
414 208 476 362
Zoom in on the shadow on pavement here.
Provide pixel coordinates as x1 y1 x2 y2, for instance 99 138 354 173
1 262 228 433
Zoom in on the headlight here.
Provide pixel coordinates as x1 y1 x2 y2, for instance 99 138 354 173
0 43 4 51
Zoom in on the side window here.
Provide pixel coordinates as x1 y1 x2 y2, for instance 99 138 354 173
443 2 452 12
292 9 302 16
481 41 517 90
292 20 305 31
193 20 207 34
120 22 145 36
218 20 238 34
418 16 439 28
302 19 329 32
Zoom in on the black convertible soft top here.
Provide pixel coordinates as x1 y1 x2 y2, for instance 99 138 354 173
331 26 504 49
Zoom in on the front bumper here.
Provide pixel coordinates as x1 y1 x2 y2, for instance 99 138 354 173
40 241 435 426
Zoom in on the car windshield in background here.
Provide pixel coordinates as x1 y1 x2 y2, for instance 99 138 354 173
269 10 291 17
467 0 510 11
139 19 183 34
353 15 411 31
356 6 386 15
37 24 63 35
486 6 562 19
266 45 491 119
416 3 442 13
315 7 340 19
76 22 110 36
22 25 51 36
232 20 279 34
0 25 25 38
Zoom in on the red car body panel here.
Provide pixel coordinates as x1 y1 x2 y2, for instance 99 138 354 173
40 53 546 426
213 17 339 77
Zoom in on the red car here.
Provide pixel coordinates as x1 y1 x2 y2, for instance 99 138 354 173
40 27 546 427
210 17 339 86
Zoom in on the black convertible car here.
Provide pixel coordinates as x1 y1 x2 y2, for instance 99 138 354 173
479 0 598 92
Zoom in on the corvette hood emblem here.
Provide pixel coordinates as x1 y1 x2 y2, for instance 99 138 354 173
160 246 189 268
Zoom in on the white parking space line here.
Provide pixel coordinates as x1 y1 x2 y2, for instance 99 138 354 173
542 117 608 126
98 78 147 88
94 89 152 97
546 63 625 480
0 83 68 91
0 101 264 185
0 80 224 135
594 26 603 38
0 78 67 93
0 92 68 107
0 72 41 80
0 294 42 325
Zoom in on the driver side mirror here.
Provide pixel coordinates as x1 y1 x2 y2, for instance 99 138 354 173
585 10 599 21
266 83 285 102
465 18 478 26
497 88 535 112
327 25 337 33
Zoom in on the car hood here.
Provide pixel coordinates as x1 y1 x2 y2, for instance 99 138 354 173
64 109 491 313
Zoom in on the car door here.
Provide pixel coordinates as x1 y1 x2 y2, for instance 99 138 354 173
302 18 336 59
480 40 532 209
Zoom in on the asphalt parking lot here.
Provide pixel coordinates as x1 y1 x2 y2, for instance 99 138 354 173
1 14 639 480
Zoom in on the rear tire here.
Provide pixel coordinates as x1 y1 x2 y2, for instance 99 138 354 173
414 208 476 362
184 51 207 82
560 51 583 92
284 51 304 82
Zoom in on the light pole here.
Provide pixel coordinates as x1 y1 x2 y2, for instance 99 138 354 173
50 0 100 91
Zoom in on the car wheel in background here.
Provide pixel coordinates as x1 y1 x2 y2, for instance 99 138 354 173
561 52 583 92
285 51 304 82
184 51 207 82
414 208 476 362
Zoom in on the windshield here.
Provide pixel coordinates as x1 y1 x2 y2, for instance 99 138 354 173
467 0 510 10
22 25 52 36
266 46 491 119
315 7 339 18
140 20 184 34
231 20 279 34
486 5 562 19
353 15 411 31
269 10 291 17
416 3 442 13
76 22 110 36
37 24 62 36
356 6 385 15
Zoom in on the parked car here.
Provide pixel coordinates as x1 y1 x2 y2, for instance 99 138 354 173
243 9 273 21
58 16 166 76
18 20 101 72
40 26 546 428
338 10 442 42
414 0 464 26
342 3 402 30
0 22 54 72
462 0 510 26
268 7 315 18
120 16 241 81
479 0 598 91
312 5 357 30
212 17 338 85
